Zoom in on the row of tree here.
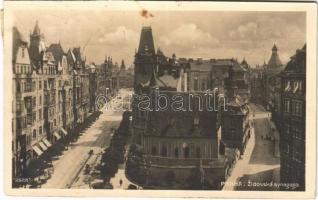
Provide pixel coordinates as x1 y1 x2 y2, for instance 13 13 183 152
99 111 131 182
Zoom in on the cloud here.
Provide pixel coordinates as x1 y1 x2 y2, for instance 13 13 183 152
229 22 259 40
98 26 139 46
159 23 219 49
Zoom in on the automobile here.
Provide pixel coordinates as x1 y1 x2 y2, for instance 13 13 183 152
128 184 137 190
84 164 91 175
90 169 101 179
91 181 113 189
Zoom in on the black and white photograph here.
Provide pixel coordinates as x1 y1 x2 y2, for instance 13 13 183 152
3 1 317 198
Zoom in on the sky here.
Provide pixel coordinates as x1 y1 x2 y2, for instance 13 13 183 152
13 10 306 67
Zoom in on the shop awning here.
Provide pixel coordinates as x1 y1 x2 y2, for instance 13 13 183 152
38 141 48 151
54 131 61 140
43 138 52 147
61 128 68 136
32 145 43 156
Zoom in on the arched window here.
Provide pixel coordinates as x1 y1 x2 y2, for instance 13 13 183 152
184 146 190 158
151 146 157 156
196 147 201 158
174 147 179 158
161 145 167 157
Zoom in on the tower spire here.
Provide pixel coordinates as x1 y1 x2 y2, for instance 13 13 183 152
32 20 41 36
138 26 155 55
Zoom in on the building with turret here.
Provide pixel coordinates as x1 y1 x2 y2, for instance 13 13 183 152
12 21 106 187
130 26 244 189
250 44 284 122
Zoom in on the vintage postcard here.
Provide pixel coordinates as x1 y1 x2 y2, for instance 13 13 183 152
3 1 317 198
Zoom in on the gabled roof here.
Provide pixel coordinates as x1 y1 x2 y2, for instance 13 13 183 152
281 44 306 75
241 58 250 70
66 49 75 66
47 43 64 63
72 47 83 62
232 59 247 72
12 27 27 63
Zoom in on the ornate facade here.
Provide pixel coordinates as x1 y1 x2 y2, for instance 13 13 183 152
12 22 104 184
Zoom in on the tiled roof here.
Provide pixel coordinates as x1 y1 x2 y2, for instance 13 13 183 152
12 27 27 62
281 44 306 75
72 47 82 62
154 73 179 89
267 44 282 68
32 21 41 36
189 59 213 71
47 43 64 63
146 92 219 138
138 26 155 55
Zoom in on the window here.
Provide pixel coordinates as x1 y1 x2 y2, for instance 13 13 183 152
39 108 42 120
39 126 42 135
32 97 36 107
184 146 190 158
174 147 179 158
39 81 42 89
39 95 42 105
151 146 157 156
284 99 290 113
295 126 302 139
21 48 25 58
285 144 289 153
293 81 299 93
194 77 198 91
298 81 303 92
32 129 36 139
284 80 291 92
161 145 167 157
294 101 302 116
293 149 302 162
16 83 21 92
194 116 199 126
196 147 201 158
285 124 290 135
54 119 56 126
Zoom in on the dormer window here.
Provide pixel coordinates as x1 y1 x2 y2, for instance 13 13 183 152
144 45 148 52
293 81 299 93
285 81 291 92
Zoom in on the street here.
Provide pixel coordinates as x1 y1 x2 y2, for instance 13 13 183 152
42 89 132 189
223 103 280 191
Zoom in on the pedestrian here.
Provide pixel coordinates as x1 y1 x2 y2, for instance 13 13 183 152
119 179 123 187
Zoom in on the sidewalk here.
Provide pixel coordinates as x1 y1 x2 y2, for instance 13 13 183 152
109 138 139 189
222 126 256 190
